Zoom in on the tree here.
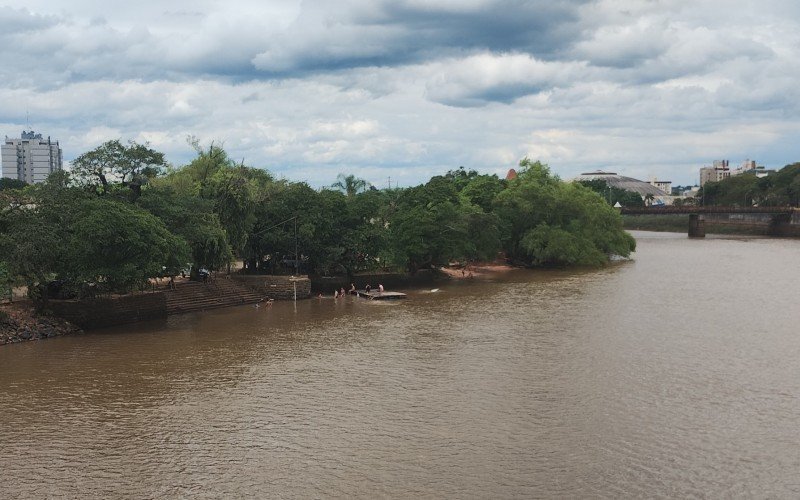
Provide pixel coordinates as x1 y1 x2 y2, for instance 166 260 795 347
0 182 188 299
136 186 232 272
0 178 27 191
66 198 189 292
578 179 644 208
698 163 800 207
0 261 12 302
459 174 504 213
331 174 369 197
0 179 85 299
495 158 635 266
71 139 167 198
388 176 492 272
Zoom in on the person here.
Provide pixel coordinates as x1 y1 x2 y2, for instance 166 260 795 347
378 284 384 294
334 290 339 298
169 275 176 290
365 284 371 293
340 287 346 297
349 283 356 294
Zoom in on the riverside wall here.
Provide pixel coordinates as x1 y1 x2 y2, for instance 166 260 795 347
232 275 312 300
704 213 800 236
46 292 168 329
624 212 800 236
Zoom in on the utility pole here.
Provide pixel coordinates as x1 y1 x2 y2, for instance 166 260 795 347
294 216 298 276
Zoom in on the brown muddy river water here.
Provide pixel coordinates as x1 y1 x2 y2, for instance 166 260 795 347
2 231 800 498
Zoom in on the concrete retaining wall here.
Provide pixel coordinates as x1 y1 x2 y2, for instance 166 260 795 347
704 212 800 236
47 292 168 329
232 275 312 300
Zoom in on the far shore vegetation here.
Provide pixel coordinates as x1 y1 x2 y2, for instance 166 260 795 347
0 141 635 302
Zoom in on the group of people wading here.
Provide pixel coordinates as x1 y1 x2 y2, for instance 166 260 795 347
329 283 384 299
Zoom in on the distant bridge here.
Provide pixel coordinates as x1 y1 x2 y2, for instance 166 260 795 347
620 206 797 237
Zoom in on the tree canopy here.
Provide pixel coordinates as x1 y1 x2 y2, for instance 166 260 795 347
700 163 800 207
71 139 167 199
0 144 638 301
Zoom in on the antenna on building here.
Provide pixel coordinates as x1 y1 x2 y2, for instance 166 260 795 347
26 110 30 130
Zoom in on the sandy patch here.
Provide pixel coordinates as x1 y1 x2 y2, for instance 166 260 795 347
440 260 517 279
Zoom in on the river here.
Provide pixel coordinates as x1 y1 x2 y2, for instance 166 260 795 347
2 231 799 498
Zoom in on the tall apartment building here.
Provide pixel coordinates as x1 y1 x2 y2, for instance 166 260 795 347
1 130 63 184
699 159 730 187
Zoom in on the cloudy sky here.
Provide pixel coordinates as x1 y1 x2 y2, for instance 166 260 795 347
1 0 799 187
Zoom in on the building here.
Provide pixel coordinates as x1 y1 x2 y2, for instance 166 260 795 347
730 159 773 178
699 160 730 187
649 178 672 195
1 130 63 184
573 170 674 205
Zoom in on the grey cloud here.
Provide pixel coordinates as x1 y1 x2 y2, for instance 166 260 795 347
0 6 57 34
1 0 800 188
252 0 590 75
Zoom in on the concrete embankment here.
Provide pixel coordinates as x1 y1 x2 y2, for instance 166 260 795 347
623 212 800 236
232 275 311 300
2 276 311 342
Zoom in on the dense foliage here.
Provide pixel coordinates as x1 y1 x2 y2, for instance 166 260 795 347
0 143 636 300
577 179 645 208
700 163 800 206
496 160 635 266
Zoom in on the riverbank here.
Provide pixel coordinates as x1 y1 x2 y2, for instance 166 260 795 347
439 260 517 279
0 301 82 345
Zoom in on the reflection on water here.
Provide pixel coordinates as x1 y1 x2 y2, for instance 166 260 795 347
2 231 799 497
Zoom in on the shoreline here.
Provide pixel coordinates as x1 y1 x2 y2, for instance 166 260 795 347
0 301 82 345
439 260 517 280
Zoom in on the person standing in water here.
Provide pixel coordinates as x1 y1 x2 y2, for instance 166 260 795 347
378 284 384 294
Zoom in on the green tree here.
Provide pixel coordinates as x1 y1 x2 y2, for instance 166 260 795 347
331 174 369 197
387 175 495 272
0 261 12 301
0 181 188 299
137 186 232 272
495 159 635 266
0 177 27 191
578 179 645 208
71 139 167 198
66 198 189 292
460 174 505 213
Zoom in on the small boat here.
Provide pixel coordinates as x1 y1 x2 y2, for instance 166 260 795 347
355 290 407 300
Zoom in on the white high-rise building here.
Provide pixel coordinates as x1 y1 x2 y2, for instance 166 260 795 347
1 130 63 184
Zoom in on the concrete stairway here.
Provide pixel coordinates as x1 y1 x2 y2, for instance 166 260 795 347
165 279 265 315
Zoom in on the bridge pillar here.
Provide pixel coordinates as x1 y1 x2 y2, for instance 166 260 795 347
688 213 705 238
